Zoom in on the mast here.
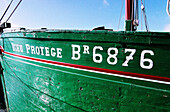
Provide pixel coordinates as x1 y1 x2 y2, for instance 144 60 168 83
125 0 135 31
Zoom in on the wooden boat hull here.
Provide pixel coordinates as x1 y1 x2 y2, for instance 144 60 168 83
0 30 170 111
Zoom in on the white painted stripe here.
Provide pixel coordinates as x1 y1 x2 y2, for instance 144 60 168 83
4 53 170 85
5 56 170 92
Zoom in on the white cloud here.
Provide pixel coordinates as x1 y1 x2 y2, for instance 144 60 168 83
103 0 109 6
164 24 170 32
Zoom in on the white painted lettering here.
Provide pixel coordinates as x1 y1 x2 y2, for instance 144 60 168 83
51 48 56 57
140 50 154 69
36 46 40 55
19 45 23 52
16 45 20 52
122 49 136 66
11 43 15 51
83 45 90 54
31 46 35 54
25 44 30 53
40 47 44 55
107 48 118 65
12 43 23 52
45 47 50 56
72 44 81 60
57 48 62 58
93 46 103 63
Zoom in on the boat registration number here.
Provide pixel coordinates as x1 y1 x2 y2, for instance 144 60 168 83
71 44 154 70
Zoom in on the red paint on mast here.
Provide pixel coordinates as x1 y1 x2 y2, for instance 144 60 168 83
125 0 135 31
125 0 132 20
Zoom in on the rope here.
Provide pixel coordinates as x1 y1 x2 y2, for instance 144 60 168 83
167 0 170 16
141 1 143 31
6 0 22 22
0 0 13 23
133 0 139 30
141 0 149 32
131 0 134 31
117 0 124 30
134 0 139 25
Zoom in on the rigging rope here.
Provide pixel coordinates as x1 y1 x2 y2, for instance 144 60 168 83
117 0 124 30
141 0 149 32
141 1 142 30
134 0 139 30
167 0 170 16
131 0 134 31
135 0 138 20
0 0 13 23
6 0 22 22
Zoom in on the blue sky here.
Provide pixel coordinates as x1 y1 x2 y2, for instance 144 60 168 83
0 0 170 32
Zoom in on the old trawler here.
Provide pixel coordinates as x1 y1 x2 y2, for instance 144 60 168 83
0 0 170 111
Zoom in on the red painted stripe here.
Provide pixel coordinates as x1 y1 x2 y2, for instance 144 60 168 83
4 52 170 82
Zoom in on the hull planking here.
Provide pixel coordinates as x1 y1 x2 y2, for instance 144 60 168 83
0 30 170 111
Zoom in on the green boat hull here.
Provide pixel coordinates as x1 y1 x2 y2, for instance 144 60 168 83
0 30 170 111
